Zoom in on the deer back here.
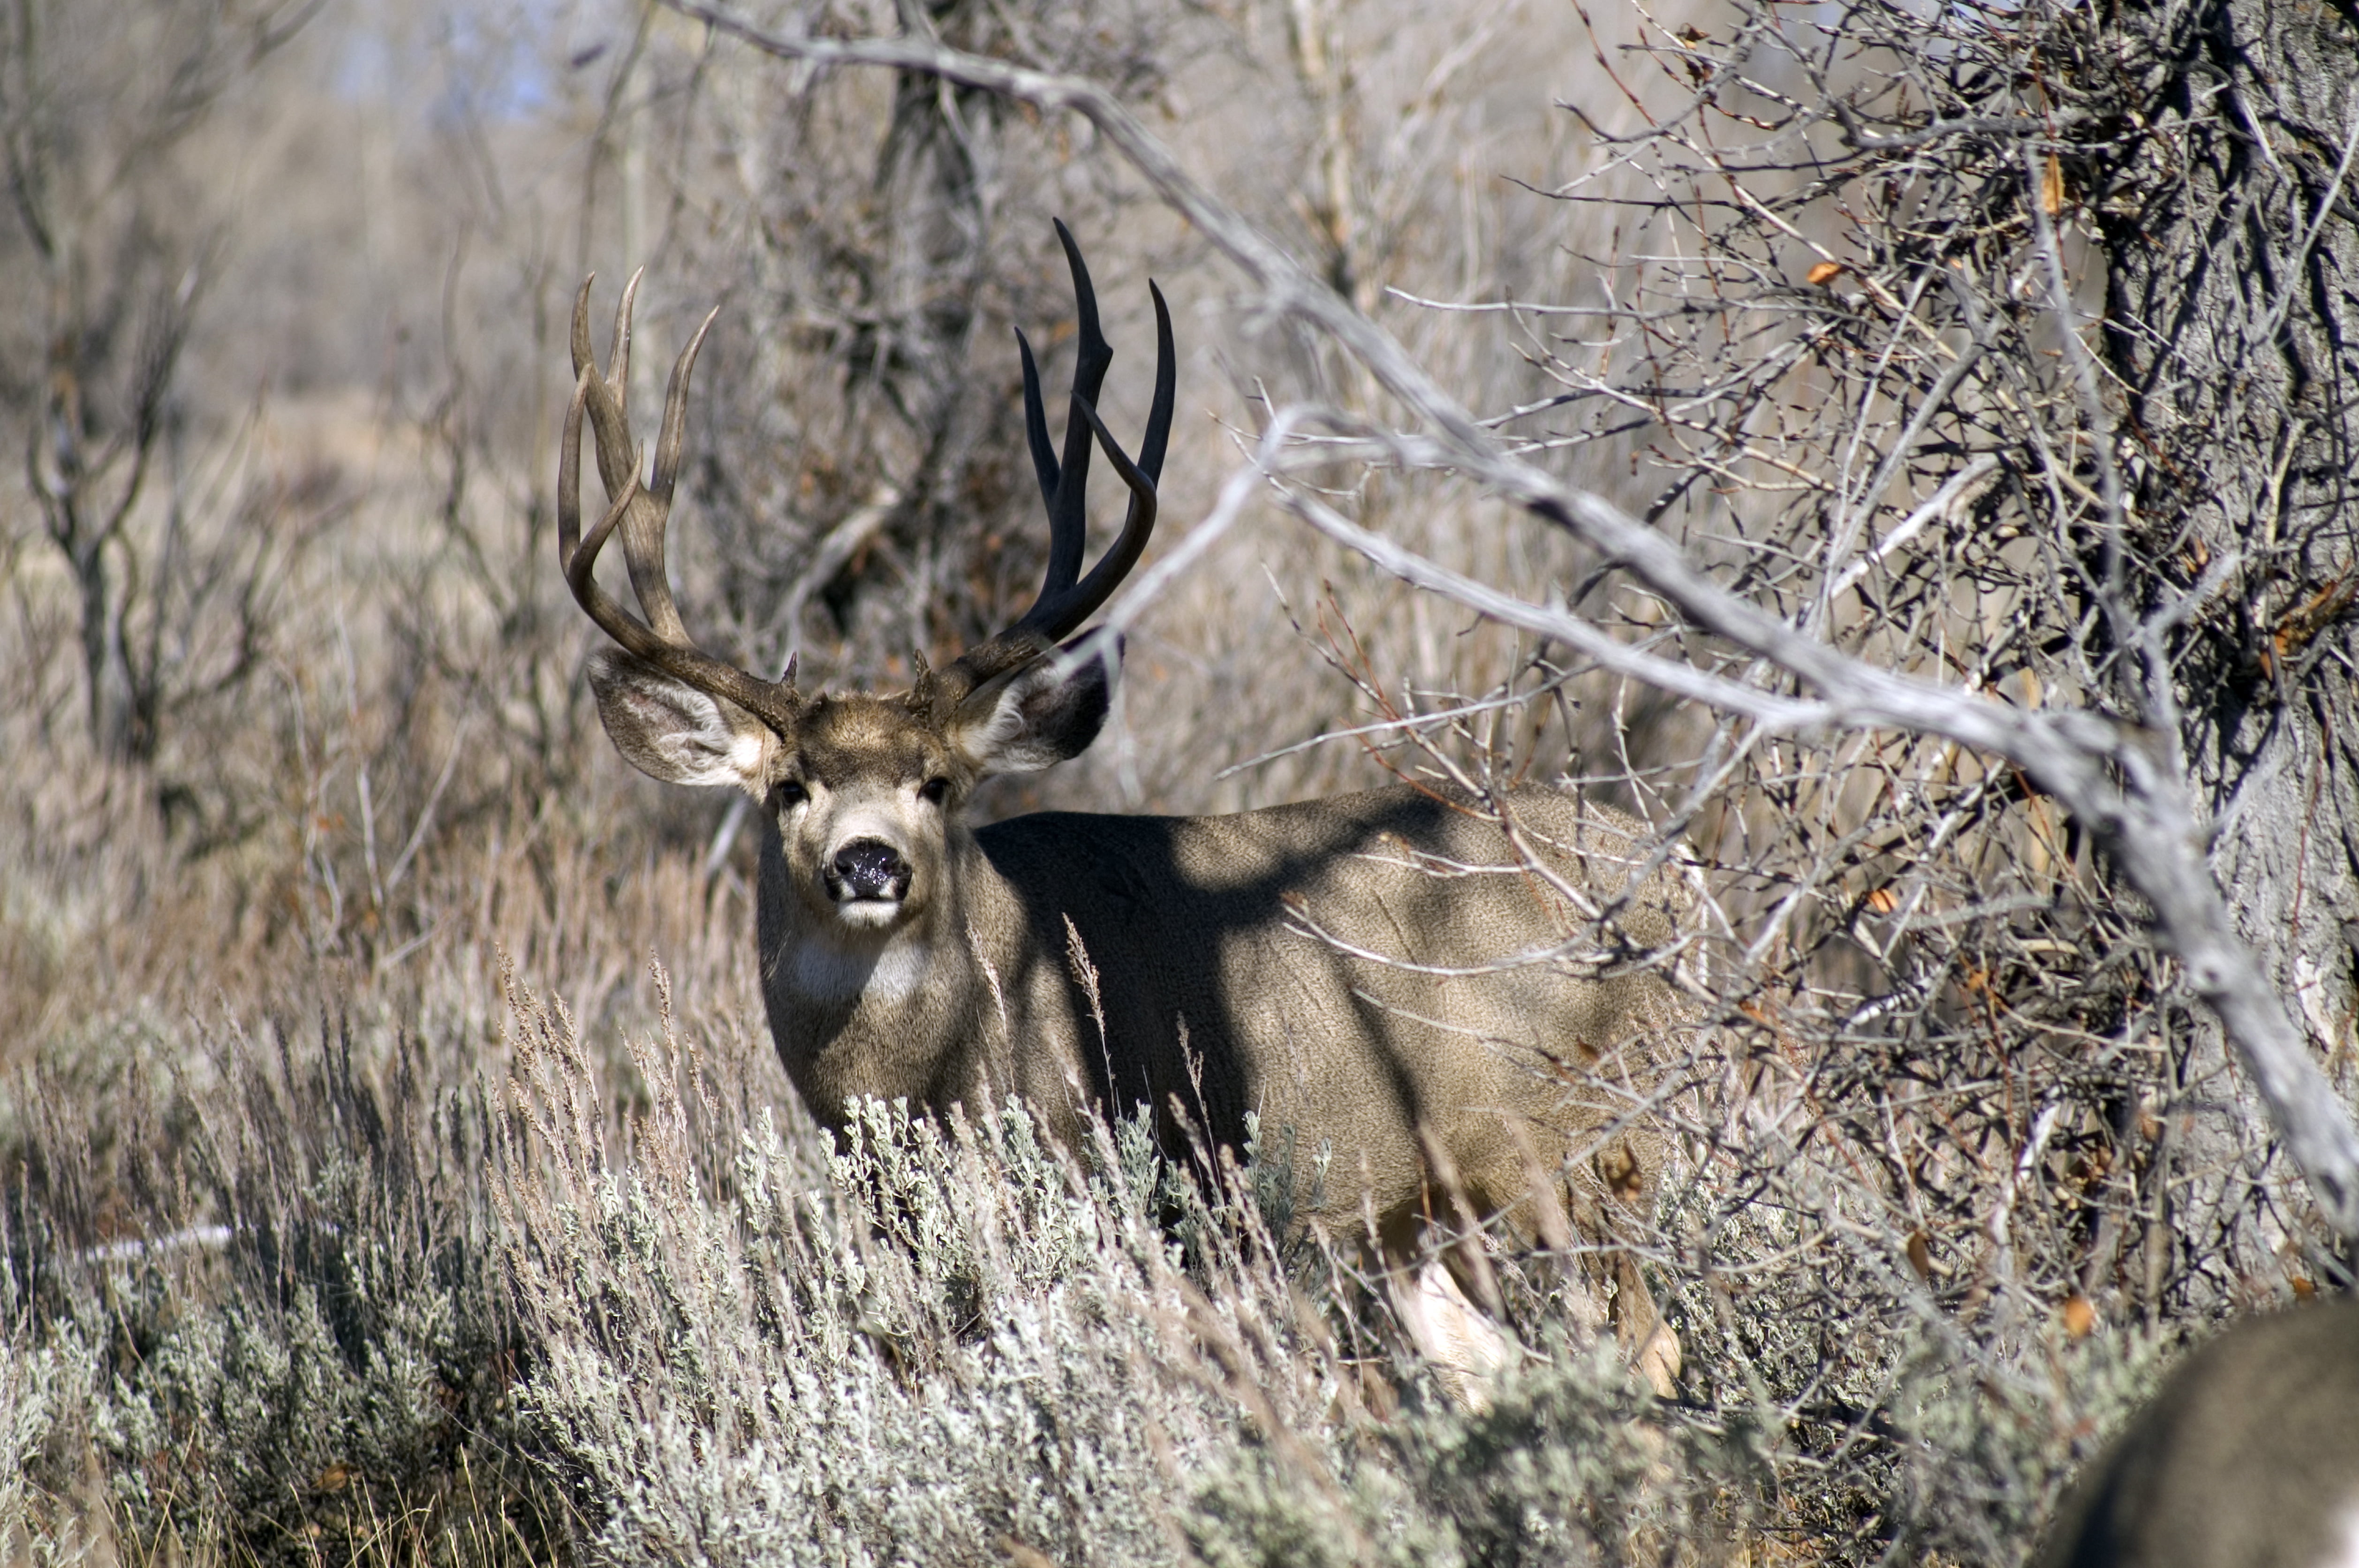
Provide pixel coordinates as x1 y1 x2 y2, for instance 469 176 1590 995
967 782 1698 1236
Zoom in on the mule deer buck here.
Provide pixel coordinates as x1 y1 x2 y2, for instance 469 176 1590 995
2034 1295 2359 1568
559 226 1701 1398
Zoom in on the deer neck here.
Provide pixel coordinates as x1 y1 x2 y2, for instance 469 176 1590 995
753 824 1017 1123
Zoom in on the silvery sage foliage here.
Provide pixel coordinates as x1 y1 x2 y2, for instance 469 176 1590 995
496 976 1285 1567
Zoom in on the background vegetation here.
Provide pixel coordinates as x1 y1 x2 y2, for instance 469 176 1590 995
3 0 2355 1561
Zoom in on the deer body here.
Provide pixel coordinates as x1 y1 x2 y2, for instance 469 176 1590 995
2036 1297 2359 1568
750 767 1690 1246
560 227 1697 1396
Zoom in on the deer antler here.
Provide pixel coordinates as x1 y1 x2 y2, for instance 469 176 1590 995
935 222 1175 703
559 272 805 734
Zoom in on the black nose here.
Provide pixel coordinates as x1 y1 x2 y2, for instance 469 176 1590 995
827 837 911 901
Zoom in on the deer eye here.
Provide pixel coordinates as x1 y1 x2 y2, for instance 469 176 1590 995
918 777 951 806
779 780 809 808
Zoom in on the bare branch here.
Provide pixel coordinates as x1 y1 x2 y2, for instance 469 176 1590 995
667 0 2359 1250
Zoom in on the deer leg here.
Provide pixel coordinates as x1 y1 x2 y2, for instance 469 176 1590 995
1611 1252 1681 1397
1591 1135 1681 1397
1387 1252 1512 1412
1544 1134 1680 1399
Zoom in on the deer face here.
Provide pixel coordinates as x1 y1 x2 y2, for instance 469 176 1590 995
588 645 1115 939
772 696 961 931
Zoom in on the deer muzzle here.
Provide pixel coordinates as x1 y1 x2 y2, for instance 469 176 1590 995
825 837 913 907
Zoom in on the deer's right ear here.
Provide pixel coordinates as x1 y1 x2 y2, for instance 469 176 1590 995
587 648 776 793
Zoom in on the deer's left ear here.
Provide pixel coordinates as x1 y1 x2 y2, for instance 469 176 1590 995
950 639 1119 776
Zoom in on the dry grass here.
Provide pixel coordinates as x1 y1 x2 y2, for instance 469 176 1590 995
6 0 2344 1561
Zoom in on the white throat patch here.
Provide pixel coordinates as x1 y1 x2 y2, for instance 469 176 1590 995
782 934 930 1005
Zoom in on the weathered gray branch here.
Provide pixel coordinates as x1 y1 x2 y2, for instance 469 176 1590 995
665 0 2359 1250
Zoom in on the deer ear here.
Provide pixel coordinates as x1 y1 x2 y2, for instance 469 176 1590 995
951 640 1118 776
588 648 776 793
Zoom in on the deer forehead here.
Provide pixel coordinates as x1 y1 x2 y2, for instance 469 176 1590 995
786 696 959 788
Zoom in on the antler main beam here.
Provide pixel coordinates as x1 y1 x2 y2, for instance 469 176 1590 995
942 224 1175 698
559 273 804 734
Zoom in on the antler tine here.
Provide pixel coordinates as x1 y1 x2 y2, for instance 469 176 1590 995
567 273 602 383
1014 327 1060 536
1050 398 1157 632
1012 218 1116 626
557 353 591 580
559 275 802 734
559 367 666 660
619 302 718 645
1139 280 1176 483
571 272 692 643
572 271 642 505
608 269 637 412
1040 280 1175 637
